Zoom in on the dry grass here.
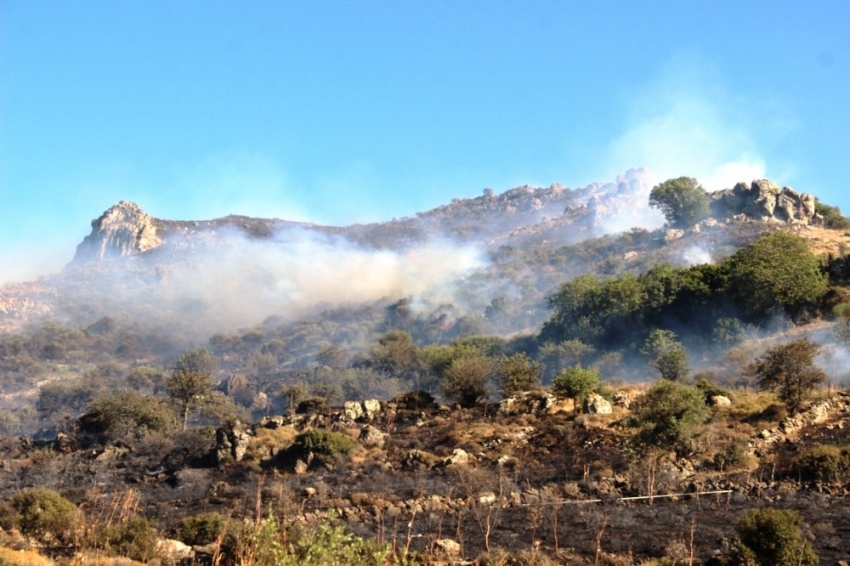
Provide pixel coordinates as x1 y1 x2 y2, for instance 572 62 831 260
0 547 53 566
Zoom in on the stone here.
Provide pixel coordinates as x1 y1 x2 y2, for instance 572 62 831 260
158 539 194 561
613 391 631 409
362 399 381 419
583 393 613 415
343 401 364 421
711 395 732 407
478 492 497 505
710 180 818 225
498 391 557 416
444 448 470 466
664 229 685 242
359 425 386 448
215 421 251 464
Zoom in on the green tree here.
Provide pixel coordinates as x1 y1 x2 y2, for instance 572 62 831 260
648 177 710 228
551 364 599 412
630 380 709 450
734 508 817 566
167 348 218 431
749 338 828 414
79 391 178 439
440 355 492 408
729 231 828 320
642 329 689 381
496 353 542 395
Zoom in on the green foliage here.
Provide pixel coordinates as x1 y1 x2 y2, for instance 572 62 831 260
749 338 827 414
176 512 230 546
729 231 827 320
642 329 689 381
538 339 596 382
364 331 424 381
713 317 746 345
734 508 817 566
234 511 406 566
495 353 542 395
166 350 217 431
815 200 850 229
648 177 710 228
11 488 77 544
125 366 164 393
793 444 850 484
294 429 354 458
79 391 178 439
90 516 160 562
551 364 599 409
440 355 492 408
629 381 709 450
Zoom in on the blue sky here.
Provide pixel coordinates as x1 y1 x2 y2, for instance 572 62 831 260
1 1 849 281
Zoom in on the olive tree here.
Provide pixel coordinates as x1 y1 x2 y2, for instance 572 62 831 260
551 364 599 413
735 508 817 566
166 348 218 431
749 338 827 414
648 177 710 228
630 380 709 451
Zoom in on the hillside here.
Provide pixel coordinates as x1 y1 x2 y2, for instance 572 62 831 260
1 174 850 564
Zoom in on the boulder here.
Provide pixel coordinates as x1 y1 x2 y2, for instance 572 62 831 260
342 401 364 421
711 395 732 407
215 421 251 464
583 393 613 415
359 425 386 448
434 538 462 556
710 180 818 225
158 539 194 561
613 391 631 409
362 399 381 419
499 391 557 416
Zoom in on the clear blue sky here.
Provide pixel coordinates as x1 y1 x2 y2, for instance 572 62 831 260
1 1 848 281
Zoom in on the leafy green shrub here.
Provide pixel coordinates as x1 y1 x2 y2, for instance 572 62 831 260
713 440 756 471
294 429 353 458
89 516 160 562
734 508 817 566
11 488 78 544
629 381 709 451
176 512 230 546
551 364 598 411
496 353 542 395
440 355 492 408
79 390 178 439
794 444 850 484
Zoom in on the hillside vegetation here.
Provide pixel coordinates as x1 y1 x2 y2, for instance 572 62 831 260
1 177 850 564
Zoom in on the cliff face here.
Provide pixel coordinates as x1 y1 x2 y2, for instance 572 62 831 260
710 180 819 224
71 201 162 264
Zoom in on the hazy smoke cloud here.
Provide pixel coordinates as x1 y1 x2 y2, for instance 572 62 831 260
604 54 781 193
67 228 485 336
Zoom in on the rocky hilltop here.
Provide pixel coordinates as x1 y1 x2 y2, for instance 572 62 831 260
711 179 818 224
72 201 162 263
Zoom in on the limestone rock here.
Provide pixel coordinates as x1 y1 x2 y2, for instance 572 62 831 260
583 393 613 415
215 421 251 464
710 180 818 225
499 391 557 416
343 401 364 421
362 399 381 419
72 201 162 263
711 395 732 407
158 539 194 561
613 391 631 409
359 425 386 448
434 538 462 556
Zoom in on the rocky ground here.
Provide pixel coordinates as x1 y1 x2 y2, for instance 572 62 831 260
1 389 849 564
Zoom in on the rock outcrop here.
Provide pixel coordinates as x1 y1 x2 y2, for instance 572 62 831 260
710 180 818 225
71 201 162 264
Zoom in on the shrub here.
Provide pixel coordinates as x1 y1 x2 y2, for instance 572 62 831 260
294 429 353 458
734 508 817 566
629 381 709 451
176 512 230 546
440 355 492 408
496 353 542 395
749 338 827 414
794 444 850 484
551 364 598 411
89 516 160 562
79 391 178 439
11 488 78 544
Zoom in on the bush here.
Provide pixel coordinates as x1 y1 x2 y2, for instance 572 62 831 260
177 512 230 546
440 355 492 408
794 444 850 484
749 338 827 414
11 488 78 544
79 390 178 439
496 353 541 395
649 177 710 228
629 381 709 451
294 429 353 458
89 516 160 562
734 508 817 566
551 364 598 410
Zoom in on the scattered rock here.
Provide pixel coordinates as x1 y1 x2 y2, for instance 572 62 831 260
215 421 251 464
499 391 557 416
613 391 631 409
359 425 386 448
583 393 613 415
343 401 364 421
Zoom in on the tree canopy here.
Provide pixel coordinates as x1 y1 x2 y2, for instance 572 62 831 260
649 177 710 228
749 338 827 414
